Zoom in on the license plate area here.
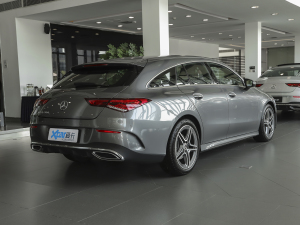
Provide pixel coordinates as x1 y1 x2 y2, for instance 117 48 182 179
273 97 282 103
48 128 79 143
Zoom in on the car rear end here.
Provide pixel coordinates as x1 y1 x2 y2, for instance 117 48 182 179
30 61 165 163
256 66 300 111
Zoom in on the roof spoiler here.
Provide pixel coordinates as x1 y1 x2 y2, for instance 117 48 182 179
277 63 300 67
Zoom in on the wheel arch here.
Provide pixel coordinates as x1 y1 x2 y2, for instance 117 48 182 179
172 114 203 146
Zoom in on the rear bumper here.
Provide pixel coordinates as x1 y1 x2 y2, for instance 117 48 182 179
30 141 165 163
276 103 300 111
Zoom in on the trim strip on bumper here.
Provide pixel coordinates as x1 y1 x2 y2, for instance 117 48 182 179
31 142 125 161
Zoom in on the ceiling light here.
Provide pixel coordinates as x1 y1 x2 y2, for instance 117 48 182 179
219 33 222 35
52 34 55 36
267 34 270 35
191 36 194 38
118 25 123 27
137 28 142 30
274 43 278 45
169 24 173 26
286 0 300 7
71 36 75 38
186 15 192 18
172 3 229 20
262 26 287 35
96 22 102 24
203 19 208 21
202 38 205 39
272 13 278 15
229 35 233 36
251 6 259 8
96 33 99 35
238 37 241 38
53 28 57 31
75 31 79 33
168 10 172 13
288 18 295 21
129 16 134 19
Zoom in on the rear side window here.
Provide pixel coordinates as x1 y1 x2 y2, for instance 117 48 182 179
261 67 300 77
148 67 176 88
208 63 243 86
184 63 213 84
176 65 189 85
53 64 142 89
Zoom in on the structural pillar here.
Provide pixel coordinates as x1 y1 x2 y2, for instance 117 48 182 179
142 0 169 57
245 22 261 80
294 34 300 63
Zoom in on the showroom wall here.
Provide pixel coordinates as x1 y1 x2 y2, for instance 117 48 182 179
170 38 219 59
0 0 104 118
16 18 53 96
267 47 294 68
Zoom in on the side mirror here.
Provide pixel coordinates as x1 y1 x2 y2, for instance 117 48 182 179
244 78 256 88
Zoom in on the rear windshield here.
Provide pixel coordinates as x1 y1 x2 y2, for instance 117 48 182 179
53 64 142 89
261 67 300 78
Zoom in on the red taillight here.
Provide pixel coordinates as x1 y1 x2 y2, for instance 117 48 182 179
85 98 151 112
293 96 300 98
108 99 151 112
30 126 37 129
256 84 263 87
286 83 300 87
86 99 110 107
83 64 108 67
96 130 121 134
34 99 49 108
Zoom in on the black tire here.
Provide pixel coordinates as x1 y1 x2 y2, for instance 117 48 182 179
63 153 91 163
161 119 200 176
253 104 275 142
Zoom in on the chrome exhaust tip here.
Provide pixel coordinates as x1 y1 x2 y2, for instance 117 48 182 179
31 144 43 152
92 150 124 161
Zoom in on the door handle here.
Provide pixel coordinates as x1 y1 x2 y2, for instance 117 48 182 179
193 93 204 100
228 92 236 98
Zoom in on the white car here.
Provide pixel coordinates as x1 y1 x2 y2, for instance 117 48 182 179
256 63 300 111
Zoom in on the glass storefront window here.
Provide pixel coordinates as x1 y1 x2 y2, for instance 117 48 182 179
52 47 67 83
77 49 99 65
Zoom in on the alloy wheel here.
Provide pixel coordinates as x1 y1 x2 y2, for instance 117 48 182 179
264 107 275 139
175 125 199 170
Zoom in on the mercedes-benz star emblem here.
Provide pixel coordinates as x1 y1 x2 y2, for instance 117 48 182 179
271 84 276 89
58 101 69 110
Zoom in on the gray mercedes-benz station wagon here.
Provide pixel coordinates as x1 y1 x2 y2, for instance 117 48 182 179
30 56 276 175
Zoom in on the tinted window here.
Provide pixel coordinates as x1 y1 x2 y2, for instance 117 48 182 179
208 63 243 86
184 63 213 84
176 65 189 85
53 64 141 89
149 67 176 88
261 67 300 78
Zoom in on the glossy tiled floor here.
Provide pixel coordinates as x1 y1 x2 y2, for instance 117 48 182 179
0 111 300 225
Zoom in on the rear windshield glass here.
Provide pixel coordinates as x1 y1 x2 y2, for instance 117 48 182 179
53 64 142 89
261 67 300 78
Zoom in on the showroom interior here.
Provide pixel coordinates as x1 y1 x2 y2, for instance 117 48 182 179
0 0 300 224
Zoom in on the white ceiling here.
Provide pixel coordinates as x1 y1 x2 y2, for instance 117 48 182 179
23 0 300 49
